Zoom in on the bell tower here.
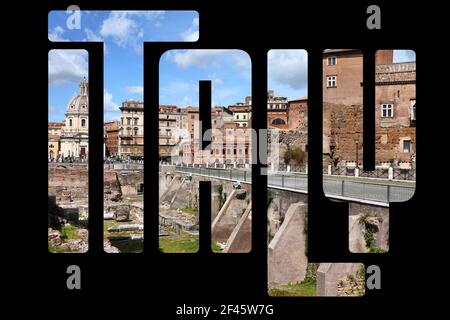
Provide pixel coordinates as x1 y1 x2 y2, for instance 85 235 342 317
79 76 88 95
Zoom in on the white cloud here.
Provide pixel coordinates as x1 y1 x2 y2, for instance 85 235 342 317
393 50 416 63
100 12 137 47
268 50 307 90
167 49 225 68
99 11 166 50
48 50 88 85
181 30 199 42
85 28 103 42
104 89 120 112
126 86 144 95
48 25 67 41
192 17 199 27
180 17 199 41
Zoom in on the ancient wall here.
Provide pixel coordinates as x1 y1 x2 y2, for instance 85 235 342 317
323 103 363 166
316 263 363 296
349 203 389 253
116 171 143 195
268 202 308 286
48 164 143 203
323 102 416 164
287 106 308 131
48 164 88 202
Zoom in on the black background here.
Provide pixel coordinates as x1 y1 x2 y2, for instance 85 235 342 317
10 0 440 317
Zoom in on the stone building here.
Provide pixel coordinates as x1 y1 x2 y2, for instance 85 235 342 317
322 49 416 167
228 103 251 127
287 97 308 131
323 49 364 106
104 121 120 157
181 105 252 167
119 100 144 159
267 90 289 129
48 122 64 161
60 79 89 160
375 59 416 164
159 105 179 163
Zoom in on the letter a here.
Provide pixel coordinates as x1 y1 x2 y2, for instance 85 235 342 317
366 265 381 289
66 265 81 290
66 5 81 30
366 5 381 30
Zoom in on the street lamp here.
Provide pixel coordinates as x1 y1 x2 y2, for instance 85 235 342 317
355 138 359 169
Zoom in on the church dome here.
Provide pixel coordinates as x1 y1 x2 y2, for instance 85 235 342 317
66 79 89 114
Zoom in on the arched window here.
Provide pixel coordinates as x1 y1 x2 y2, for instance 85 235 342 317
134 127 139 136
271 118 286 125
81 119 86 127
69 119 73 127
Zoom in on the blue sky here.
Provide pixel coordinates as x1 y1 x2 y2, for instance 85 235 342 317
268 50 308 100
159 50 251 107
393 50 415 63
48 10 199 121
48 12 415 123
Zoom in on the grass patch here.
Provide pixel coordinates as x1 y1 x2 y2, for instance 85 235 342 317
159 232 199 253
268 282 316 297
48 243 66 253
181 207 198 216
212 242 223 253
61 224 78 241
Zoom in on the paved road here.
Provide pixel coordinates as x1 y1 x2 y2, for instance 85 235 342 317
174 166 415 204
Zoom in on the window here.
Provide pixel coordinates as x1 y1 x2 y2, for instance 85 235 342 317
191 115 195 119
403 140 411 153
327 76 337 87
272 118 286 125
81 119 86 127
127 118 131 125
134 118 138 125
236 115 240 120
243 114 246 119
327 56 337 65
69 119 72 127
134 128 139 136
381 104 394 118
121 118 124 125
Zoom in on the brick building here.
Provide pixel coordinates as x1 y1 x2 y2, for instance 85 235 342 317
119 100 144 159
322 49 416 167
287 97 308 131
267 90 289 129
104 121 120 157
